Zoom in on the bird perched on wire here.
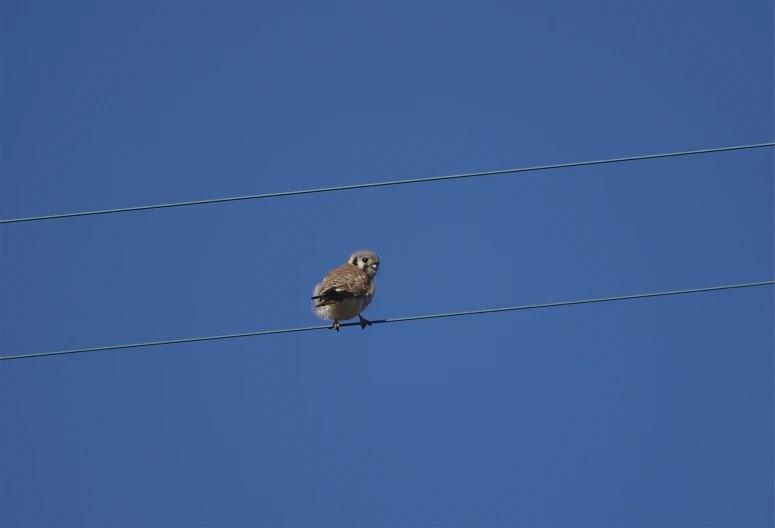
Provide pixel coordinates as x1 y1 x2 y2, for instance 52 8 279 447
311 250 380 332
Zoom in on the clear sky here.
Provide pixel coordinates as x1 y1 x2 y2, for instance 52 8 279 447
2 1 773 527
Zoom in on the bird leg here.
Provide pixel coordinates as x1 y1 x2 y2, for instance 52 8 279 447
329 320 340 332
358 314 372 329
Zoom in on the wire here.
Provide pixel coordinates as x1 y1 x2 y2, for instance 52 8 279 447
2 142 772 225
1 280 771 362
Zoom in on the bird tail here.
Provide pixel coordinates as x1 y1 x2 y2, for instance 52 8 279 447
311 283 329 308
311 284 352 307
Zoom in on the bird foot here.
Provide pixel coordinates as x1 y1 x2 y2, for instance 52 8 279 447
329 320 340 332
358 315 372 330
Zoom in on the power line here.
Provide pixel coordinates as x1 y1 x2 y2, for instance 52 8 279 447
2 142 772 225
1 280 771 362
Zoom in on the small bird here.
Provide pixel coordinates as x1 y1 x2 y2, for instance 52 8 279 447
311 250 380 332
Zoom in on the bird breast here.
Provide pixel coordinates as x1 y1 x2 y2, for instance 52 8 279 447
313 294 373 321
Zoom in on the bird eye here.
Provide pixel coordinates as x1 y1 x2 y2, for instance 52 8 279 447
361 257 369 262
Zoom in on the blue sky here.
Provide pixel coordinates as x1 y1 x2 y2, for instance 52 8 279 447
1 1 773 527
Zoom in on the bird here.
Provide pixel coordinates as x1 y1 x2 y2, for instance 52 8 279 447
311 250 380 332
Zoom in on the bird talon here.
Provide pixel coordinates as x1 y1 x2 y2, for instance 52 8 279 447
329 320 340 332
358 315 372 329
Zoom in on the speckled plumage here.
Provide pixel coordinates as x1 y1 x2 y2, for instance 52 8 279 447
311 250 380 331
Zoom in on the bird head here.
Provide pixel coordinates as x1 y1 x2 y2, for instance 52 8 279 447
348 250 380 278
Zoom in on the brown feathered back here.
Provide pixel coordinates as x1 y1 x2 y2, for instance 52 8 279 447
317 263 374 299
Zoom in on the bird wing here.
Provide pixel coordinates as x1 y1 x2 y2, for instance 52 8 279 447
312 264 372 306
